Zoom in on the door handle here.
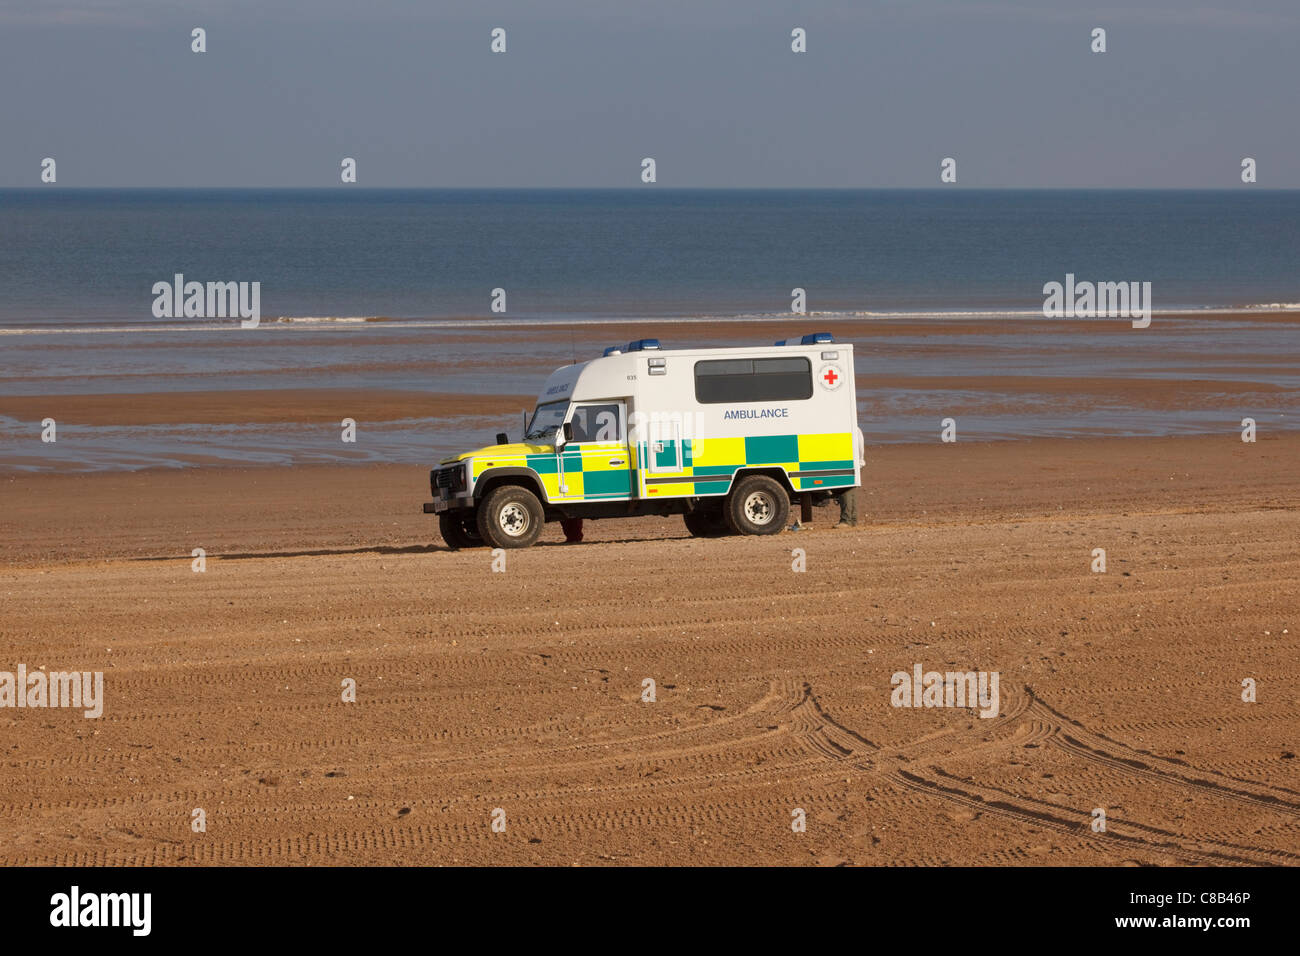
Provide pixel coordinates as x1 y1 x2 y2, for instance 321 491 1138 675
608 459 625 466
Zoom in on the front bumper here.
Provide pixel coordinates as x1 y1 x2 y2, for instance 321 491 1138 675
425 492 475 514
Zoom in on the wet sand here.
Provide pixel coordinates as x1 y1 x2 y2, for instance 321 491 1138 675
0 390 533 427
3 311 1297 469
1 434 1296 865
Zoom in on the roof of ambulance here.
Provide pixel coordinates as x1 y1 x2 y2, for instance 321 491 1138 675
565 339 852 365
537 339 852 395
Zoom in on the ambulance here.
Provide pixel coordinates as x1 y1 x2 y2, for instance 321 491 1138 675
423 333 861 549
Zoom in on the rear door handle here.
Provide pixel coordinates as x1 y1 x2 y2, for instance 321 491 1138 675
608 459 625 466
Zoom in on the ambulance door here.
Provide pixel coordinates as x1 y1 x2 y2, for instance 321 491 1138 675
639 417 686 499
556 401 632 501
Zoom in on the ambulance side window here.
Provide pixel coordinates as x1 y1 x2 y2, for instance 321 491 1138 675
694 357 813 403
569 403 622 443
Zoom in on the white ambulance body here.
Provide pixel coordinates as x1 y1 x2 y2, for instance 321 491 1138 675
424 333 861 549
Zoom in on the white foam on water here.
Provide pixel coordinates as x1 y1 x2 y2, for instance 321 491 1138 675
2 303 1298 337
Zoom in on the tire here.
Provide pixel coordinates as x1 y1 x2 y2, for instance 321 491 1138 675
439 511 483 550
476 484 545 549
725 474 789 535
683 503 729 537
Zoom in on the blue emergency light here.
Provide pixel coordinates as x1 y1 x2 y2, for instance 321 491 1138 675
774 332 835 346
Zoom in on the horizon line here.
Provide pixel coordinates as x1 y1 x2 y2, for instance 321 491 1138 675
2 185 1293 192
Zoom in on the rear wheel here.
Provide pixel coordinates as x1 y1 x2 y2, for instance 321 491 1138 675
725 475 789 535
476 484 545 549
439 511 483 550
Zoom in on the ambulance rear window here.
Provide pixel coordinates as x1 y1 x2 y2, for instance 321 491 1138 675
694 357 813 404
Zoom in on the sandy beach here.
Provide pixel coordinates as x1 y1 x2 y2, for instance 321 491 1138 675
2 433 1296 865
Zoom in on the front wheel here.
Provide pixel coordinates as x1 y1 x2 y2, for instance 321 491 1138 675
439 511 483 550
476 485 545 549
725 475 790 535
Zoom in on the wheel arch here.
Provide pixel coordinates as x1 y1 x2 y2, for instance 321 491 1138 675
729 466 796 499
474 467 549 505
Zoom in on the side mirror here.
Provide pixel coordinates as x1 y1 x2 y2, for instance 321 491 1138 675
495 432 508 446
561 421 573 443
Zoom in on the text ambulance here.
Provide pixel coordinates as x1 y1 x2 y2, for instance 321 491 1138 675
423 333 861 549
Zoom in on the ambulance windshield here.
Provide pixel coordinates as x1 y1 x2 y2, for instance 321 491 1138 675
525 400 569 441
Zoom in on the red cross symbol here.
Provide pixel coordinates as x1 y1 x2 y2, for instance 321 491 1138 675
822 368 839 386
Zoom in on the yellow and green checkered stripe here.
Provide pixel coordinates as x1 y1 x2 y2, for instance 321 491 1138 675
470 432 855 502
642 432 856 498
471 447 637 500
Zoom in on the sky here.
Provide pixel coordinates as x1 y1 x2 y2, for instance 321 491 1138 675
1 0 1297 187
